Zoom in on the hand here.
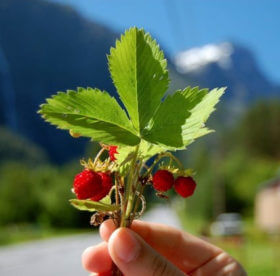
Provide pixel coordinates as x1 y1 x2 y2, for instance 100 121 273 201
82 220 247 276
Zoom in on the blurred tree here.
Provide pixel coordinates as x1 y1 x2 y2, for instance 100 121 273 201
35 163 90 228
177 141 215 220
0 162 40 225
236 100 280 159
0 161 90 228
222 150 279 215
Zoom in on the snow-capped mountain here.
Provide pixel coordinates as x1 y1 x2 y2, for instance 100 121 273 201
174 43 278 104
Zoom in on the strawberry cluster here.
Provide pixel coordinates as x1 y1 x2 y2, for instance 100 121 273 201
73 144 196 202
152 169 196 198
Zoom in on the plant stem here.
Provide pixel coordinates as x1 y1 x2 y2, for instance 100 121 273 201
132 184 145 220
92 147 106 167
120 144 139 227
142 152 165 178
144 152 184 175
115 173 121 206
165 152 184 170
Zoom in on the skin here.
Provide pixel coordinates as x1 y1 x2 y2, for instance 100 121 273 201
82 220 247 276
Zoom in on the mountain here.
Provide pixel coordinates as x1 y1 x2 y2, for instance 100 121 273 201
174 42 278 104
0 0 119 162
0 0 278 163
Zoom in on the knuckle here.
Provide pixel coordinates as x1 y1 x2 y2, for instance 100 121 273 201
221 253 247 276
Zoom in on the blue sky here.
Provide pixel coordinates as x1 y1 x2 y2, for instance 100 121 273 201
52 0 280 83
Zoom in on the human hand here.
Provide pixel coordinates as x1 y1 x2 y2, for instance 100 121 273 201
82 220 247 276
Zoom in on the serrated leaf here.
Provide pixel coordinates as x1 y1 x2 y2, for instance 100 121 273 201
143 87 226 148
39 28 225 161
69 198 119 212
39 88 140 146
181 87 226 145
108 27 169 134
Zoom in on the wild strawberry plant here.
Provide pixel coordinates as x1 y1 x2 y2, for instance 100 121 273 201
39 27 225 230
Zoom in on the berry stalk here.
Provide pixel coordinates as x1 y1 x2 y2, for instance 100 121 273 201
120 144 140 227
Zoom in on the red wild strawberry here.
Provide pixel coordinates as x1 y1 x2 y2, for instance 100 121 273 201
152 170 174 192
91 172 113 201
174 176 196 198
73 169 102 199
109 146 118 161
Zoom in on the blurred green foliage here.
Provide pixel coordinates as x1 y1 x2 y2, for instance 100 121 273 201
236 100 280 159
0 161 91 228
0 128 93 229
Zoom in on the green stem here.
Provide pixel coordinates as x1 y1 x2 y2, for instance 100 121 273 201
132 184 145 219
120 144 140 227
115 173 121 206
92 147 106 167
165 152 184 170
130 161 143 210
142 152 165 178
145 152 183 174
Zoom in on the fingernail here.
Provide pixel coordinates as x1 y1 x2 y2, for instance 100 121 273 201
110 228 141 263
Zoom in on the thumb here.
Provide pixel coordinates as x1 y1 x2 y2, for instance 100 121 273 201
108 227 185 276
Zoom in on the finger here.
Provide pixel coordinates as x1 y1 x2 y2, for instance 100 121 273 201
82 242 112 273
108 227 185 276
190 252 247 276
100 219 222 273
99 219 116 241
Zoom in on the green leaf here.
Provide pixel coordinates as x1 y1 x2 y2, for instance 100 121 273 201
39 87 140 146
69 198 119 212
138 140 165 160
115 141 165 176
108 27 169 134
181 87 226 145
39 28 225 156
100 195 112 205
116 141 164 166
143 87 226 148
